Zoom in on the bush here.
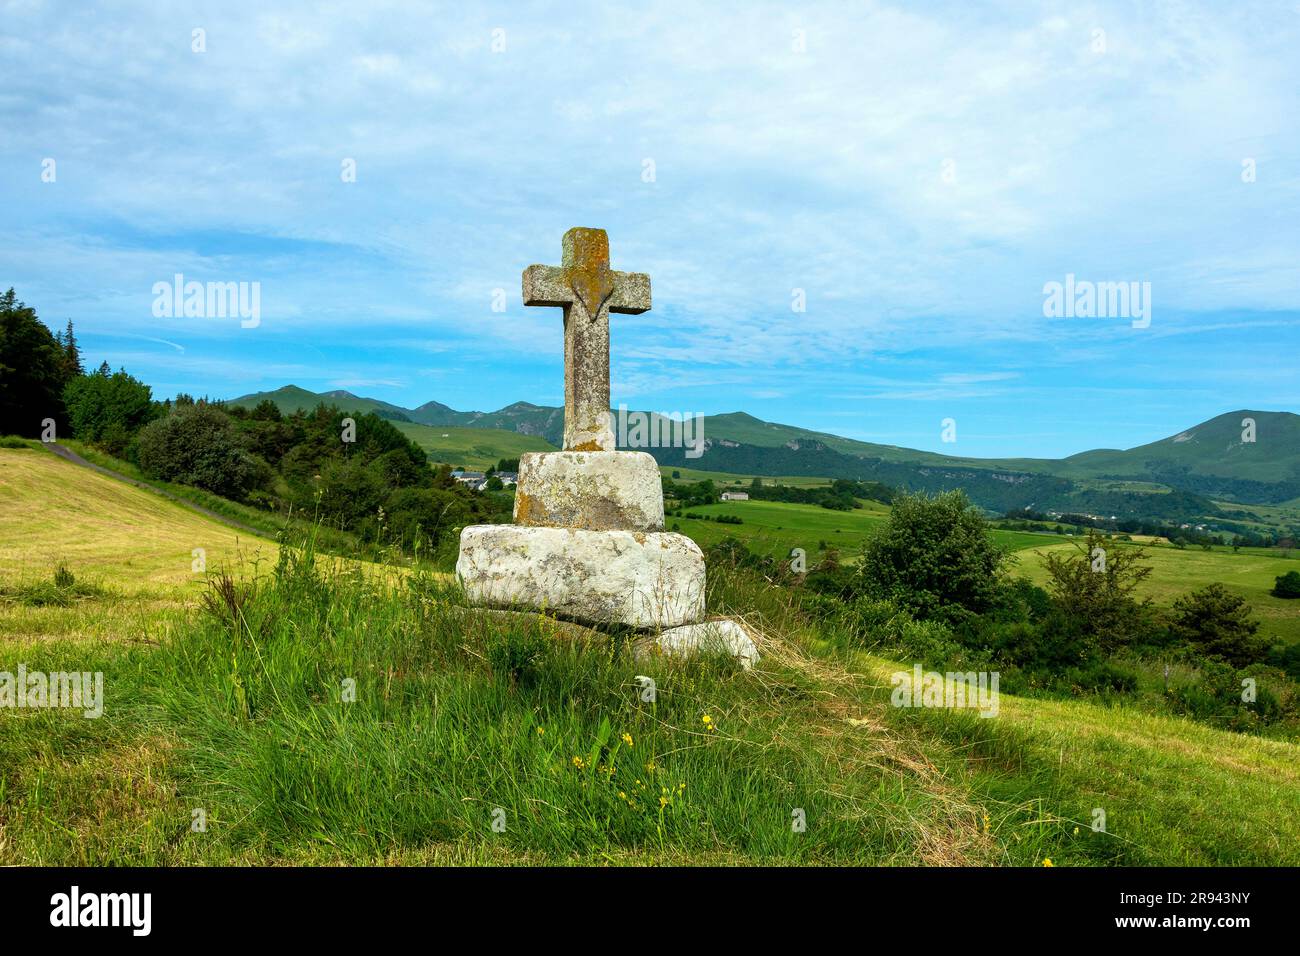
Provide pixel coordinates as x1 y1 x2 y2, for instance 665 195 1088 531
1168 584 1267 667
1272 570 1300 599
1167 660 1285 731
857 490 1010 621
1057 659 1139 695
1040 530 1154 655
137 403 263 500
1265 642 1300 681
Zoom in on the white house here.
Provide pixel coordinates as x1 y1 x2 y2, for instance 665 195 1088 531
720 491 749 501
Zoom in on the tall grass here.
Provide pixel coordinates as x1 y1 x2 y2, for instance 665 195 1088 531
7 537 1293 865
113 540 991 863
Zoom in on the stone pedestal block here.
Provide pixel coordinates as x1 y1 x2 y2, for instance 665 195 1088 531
456 525 703 628
638 619 760 669
513 450 664 531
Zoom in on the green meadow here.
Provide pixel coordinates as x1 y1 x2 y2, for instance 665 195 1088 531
667 497 1298 644
3 446 1298 866
670 499 891 560
671 498 1067 564
1016 539 1300 645
393 422 555 470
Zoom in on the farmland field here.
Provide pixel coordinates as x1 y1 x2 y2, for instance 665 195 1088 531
672 497 1299 644
1016 540 1300 644
2 443 1298 866
658 465 837 489
670 498 891 560
393 422 555 470
0 446 278 645
672 498 1068 563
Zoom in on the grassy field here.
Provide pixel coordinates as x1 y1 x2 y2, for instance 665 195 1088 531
672 498 1065 564
659 465 836 489
393 422 555 470
1016 539 1300 644
0 446 279 645
670 499 891 560
3 445 1298 865
677 498 1298 643
56 440 369 557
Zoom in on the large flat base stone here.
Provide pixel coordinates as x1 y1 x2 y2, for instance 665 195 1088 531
513 450 664 531
637 618 760 669
456 525 704 629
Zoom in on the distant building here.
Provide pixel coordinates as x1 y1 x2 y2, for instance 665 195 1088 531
451 469 517 492
720 491 749 501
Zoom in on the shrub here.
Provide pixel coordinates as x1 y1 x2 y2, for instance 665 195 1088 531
1272 570 1300 599
857 490 1011 620
1167 660 1285 731
1040 530 1154 655
1168 584 1267 667
1265 642 1300 681
136 403 263 500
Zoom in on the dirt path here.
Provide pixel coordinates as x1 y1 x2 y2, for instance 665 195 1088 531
41 442 274 541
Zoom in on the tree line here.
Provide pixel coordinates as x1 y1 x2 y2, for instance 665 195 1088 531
710 490 1299 735
0 289 505 561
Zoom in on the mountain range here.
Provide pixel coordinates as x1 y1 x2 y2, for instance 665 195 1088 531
226 386 1300 526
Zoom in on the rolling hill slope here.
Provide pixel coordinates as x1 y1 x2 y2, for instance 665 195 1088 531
3 439 1299 866
391 422 555 469
0 445 279 643
225 385 414 422
223 386 1300 514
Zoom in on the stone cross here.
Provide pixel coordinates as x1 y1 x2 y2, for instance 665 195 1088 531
522 227 651 452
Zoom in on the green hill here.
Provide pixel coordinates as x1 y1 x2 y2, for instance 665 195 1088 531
222 386 1299 514
225 385 414 422
4 444 1299 866
392 422 555 470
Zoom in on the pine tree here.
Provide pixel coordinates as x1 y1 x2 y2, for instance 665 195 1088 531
0 288 71 436
62 319 83 377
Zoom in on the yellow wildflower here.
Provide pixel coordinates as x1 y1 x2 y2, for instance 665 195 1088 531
621 732 634 748
1042 858 1054 867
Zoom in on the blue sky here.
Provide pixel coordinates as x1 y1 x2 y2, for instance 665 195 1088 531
3 0 1298 458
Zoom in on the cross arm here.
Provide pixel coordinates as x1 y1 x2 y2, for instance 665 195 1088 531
608 271 651 314
522 264 652 314
522 264 572 307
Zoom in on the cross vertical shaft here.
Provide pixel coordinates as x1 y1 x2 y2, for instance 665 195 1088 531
522 228 651 451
